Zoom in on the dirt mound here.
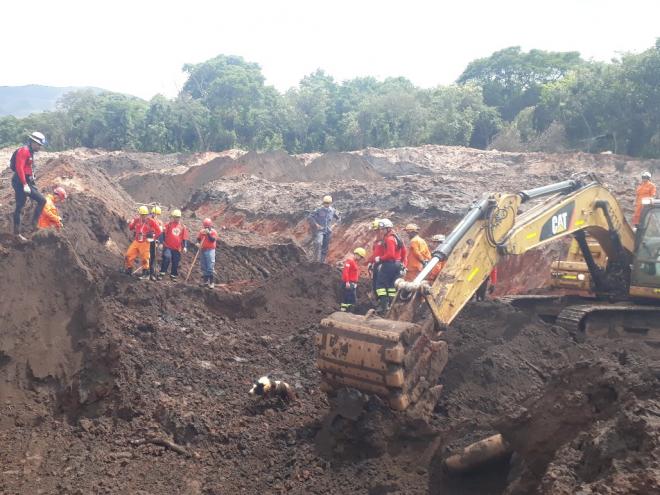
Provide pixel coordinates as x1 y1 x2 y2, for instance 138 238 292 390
305 152 382 182
121 150 307 205
0 233 111 424
496 357 659 494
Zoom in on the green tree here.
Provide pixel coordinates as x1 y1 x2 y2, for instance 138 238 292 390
458 46 584 121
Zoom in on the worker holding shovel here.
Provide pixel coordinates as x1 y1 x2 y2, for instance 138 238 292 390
195 217 218 289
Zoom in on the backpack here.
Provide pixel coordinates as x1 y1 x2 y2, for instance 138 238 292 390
9 148 17 172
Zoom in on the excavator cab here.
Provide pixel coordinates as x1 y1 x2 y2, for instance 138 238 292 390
630 200 660 299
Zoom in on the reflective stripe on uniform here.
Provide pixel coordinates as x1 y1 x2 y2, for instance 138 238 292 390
376 288 387 296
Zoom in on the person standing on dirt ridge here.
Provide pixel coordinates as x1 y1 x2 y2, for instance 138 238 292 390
308 195 340 263
368 219 385 300
148 206 163 280
37 187 67 230
10 131 48 241
632 171 656 227
373 219 407 315
196 217 218 289
341 247 366 312
158 209 188 280
125 206 162 280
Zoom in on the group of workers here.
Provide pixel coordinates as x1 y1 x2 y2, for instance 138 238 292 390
9 131 220 288
124 206 219 288
335 167 658 313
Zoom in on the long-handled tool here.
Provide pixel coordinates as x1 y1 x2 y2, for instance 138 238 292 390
185 247 200 283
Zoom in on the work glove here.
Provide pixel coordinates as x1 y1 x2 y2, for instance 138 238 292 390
367 263 373 273
350 282 357 289
488 285 496 294
183 247 187 254
196 242 201 249
157 243 163 251
374 256 381 264
345 282 351 289
23 184 31 194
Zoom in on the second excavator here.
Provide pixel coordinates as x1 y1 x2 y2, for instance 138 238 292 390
316 172 660 411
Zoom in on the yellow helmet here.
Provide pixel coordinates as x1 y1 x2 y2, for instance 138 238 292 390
322 195 333 204
353 247 366 258
371 218 381 230
171 209 182 218
138 205 149 215
404 223 419 233
151 206 162 215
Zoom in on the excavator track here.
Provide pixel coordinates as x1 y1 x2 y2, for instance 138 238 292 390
556 304 660 345
497 294 590 324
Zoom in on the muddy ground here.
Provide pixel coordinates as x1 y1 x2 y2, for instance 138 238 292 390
0 145 658 494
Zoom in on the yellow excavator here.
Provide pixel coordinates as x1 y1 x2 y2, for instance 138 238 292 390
316 172 660 411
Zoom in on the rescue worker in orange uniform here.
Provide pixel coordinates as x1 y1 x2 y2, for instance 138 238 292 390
632 171 657 227
37 186 67 230
148 206 163 280
403 223 432 281
367 219 385 299
340 247 366 312
373 219 407 314
125 206 162 280
196 217 218 289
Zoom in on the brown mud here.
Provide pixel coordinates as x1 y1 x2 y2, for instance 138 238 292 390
0 145 658 494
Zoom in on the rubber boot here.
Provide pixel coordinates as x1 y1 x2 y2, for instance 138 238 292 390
199 276 208 287
376 296 389 316
208 275 215 289
139 269 150 280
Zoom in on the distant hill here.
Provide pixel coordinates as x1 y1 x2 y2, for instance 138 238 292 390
0 85 105 117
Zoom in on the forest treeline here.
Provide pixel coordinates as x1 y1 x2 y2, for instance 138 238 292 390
2 39 660 157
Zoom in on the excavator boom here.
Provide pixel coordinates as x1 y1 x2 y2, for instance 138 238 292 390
316 173 659 411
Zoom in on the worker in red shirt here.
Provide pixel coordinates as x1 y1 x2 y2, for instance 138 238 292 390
475 268 498 301
148 206 164 280
367 219 385 299
125 206 162 280
11 131 48 240
373 219 407 314
196 218 218 289
340 247 366 312
158 209 189 280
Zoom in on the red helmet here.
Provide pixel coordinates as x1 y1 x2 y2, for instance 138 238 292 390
202 218 213 228
53 187 67 200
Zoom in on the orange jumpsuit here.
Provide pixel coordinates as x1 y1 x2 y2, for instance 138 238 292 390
405 235 431 281
632 181 656 225
37 194 62 230
405 234 445 281
125 216 162 270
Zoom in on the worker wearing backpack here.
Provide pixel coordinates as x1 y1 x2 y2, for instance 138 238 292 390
10 132 48 241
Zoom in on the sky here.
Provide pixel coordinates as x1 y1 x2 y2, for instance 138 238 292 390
2 0 659 100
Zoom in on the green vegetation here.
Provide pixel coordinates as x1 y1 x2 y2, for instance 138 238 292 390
2 41 660 157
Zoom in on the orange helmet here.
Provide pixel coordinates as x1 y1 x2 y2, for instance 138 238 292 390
203 218 213 228
53 187 67 200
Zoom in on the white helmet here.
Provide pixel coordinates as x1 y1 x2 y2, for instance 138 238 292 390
432 234 446 243
379 218 394 229
642 171 652 179
28 131 47 147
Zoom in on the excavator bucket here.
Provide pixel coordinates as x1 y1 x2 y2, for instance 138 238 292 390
315 311 448 411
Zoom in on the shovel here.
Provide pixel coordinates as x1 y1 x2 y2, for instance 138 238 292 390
185 247 201 283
